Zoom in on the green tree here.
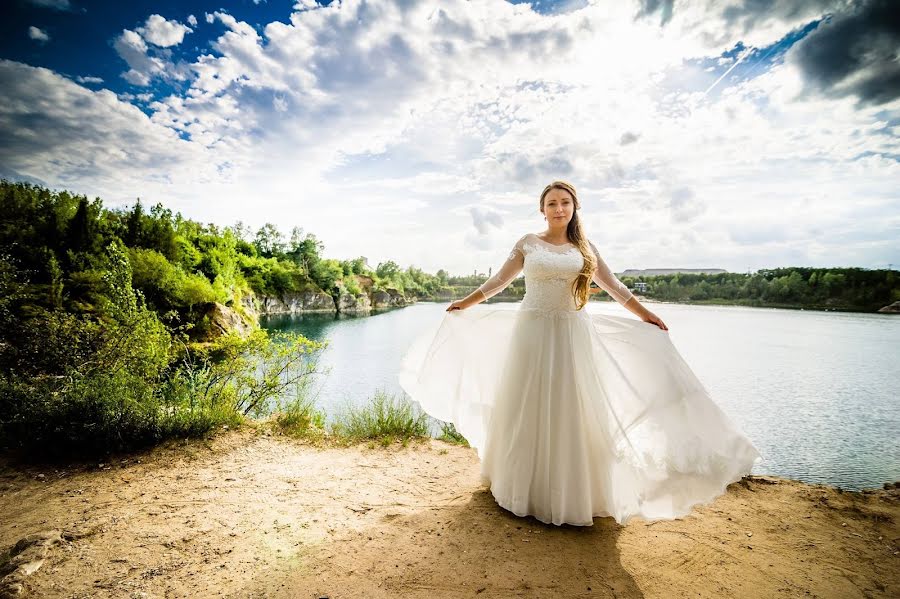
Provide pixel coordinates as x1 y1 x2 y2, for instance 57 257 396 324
254 223 286 258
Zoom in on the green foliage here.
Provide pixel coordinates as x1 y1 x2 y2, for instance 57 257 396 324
176 329 326 419
437 421 470 446
0 181 336 455
128 247 219 310
371 262 446 298
253 223 286 258
346 256 370 276
330 389 429 446
0 242 176 454
342 275 363 296
270 390 327 441
311 258 343 294
626 267 896 311
375 260 400 279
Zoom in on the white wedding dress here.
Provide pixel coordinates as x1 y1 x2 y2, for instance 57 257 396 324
398 233 762 526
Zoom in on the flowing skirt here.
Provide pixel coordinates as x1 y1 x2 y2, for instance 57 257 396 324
398 304 762 526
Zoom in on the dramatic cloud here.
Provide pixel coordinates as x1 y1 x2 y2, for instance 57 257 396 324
786 0 900 106
635 0 846 55
1 0 898 273
27 26 49 43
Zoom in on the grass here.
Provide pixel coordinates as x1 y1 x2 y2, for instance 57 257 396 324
268 390 328 443
264 389 472 449
437 421 470 446
328 389 430 447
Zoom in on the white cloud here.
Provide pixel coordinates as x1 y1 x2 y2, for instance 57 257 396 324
118 92 154 102
26 0 70 9
137 14 193 48
469 206 504 235
27 26 49 43
2 0 898 274
113 20 194 87
0 59 220 208
75 75 103 84
187 14 198 27
113 28 162 86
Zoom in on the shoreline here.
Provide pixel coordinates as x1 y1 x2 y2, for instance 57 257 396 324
1 429 897 598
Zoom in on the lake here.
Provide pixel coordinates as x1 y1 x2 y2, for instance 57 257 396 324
260 301 900 491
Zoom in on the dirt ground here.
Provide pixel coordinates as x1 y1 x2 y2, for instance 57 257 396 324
0 429 897 598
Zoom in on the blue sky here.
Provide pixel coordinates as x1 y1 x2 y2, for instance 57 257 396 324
1 0 898 274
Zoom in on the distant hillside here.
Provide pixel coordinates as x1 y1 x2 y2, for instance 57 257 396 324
619 268 728 277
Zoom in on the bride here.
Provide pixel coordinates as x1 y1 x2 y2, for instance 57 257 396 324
399 180 762 526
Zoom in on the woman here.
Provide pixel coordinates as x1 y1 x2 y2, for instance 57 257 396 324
399 180 761 526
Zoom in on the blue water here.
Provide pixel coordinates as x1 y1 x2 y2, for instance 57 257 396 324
261 301 900 490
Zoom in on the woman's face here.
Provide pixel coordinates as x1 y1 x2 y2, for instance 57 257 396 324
542 187 575 226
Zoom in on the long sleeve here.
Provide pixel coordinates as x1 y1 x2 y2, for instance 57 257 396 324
476 235 526 301
589 241 633 305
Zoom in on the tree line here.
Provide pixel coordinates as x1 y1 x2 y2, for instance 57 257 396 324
619 269 897 312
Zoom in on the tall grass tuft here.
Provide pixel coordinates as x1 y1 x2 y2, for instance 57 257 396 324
270 386 327 442
331 389 429 447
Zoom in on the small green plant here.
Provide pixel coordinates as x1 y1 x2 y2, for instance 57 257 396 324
330 389 429 445
270 387 327 441
437 421 470 446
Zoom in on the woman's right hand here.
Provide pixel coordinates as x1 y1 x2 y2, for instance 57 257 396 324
642 311 669 331
446 300 466 312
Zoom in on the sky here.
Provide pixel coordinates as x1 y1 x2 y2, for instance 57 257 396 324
1 0 898 275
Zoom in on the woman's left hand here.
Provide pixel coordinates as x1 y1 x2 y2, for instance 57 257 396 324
642 312 669 331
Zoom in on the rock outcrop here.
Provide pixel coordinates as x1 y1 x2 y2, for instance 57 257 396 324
193 301 254 342
254 291 335 314
197 281 415 337
371 288 409 309
877 300 900 313
337 292 372 314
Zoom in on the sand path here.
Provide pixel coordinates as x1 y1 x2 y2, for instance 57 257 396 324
0 430 897 598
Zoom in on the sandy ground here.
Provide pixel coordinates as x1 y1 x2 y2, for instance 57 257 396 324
0 429 897 599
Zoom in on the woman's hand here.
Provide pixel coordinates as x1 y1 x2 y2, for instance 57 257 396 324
642 312 669 331
446 300 466 312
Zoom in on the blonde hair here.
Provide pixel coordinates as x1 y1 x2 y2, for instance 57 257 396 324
539 180 596 311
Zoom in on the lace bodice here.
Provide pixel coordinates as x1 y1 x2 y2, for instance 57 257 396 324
476 233 633 314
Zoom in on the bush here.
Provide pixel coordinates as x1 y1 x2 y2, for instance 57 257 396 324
184 329 326 417
0 243 175 454
0 241 327 457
